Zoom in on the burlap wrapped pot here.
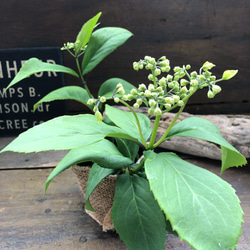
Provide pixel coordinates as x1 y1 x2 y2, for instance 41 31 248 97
72 165 117 231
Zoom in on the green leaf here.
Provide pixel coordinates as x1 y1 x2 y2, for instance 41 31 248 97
1 114 124 153
144 151 244 250
112 174 166 250
33 86 90 111
222 70 238 80
105 104 152 144
82 27 133 75
75 12 102 55
45 140 131 193
98 78 136 97
115 138 139 161
6 58 78 90
202 61 215 71
167 117 247 172
85 163 115 211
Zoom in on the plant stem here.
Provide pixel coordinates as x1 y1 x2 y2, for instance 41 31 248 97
75 56 92 98
153 100 187 148
131 157 145 173
148 115 161 149
118 99 148 148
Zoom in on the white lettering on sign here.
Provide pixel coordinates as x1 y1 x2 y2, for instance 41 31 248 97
0 119 28 130
6 60 18 78
0 59 58 78
0 103 29 114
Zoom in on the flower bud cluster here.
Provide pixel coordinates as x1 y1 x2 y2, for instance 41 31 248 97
125 57 223 115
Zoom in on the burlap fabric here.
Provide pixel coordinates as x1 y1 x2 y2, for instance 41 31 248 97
71 165 117 231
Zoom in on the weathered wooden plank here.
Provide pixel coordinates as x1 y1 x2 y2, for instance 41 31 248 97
0 137 68 170
0 157 249 249
0 168 128 249
0 0 249 114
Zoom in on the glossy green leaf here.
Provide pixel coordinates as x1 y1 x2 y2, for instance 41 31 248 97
222 70 238 80
34 86 90 111
144 151 243 250
6 58 78 90
45 140 131 193
167 117 247 172
98 78 136 97
82 27 133 75
1 114 123 153
75 12 101 55
85 163 115 211
105 105 152 144
112 174 166 250
115 138 139 161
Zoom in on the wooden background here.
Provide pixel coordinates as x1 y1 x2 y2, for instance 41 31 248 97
0 0 249 114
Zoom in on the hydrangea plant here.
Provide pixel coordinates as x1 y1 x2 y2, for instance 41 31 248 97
1 12 247 250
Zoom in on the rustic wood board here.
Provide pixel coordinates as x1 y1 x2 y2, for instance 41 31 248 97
0 137 68 170
0 0 249 114
0 158 249 249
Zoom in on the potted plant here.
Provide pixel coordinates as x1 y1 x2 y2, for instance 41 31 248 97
1 12 247 250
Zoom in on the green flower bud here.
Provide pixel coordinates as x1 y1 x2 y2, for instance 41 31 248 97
148 84 155 91
189 86 196 94
180 86 188 94
95 111 103 123
148 108 154 115
87 98 95 105
168 82 175 89
212 85 222 94
161 66 171 72
151 92 158 98
145 90 152 97
177 100 184 106
114 97 120 103
117 87 125 95
130 88 138 95
149 57 156 64
133 103 140 109
159 77 166 87
138 84 146 91
154 107 162 116
122 95 128 101
172 95 180 103
185 64 191 70
139 63 144 69
127 94 134 101
136 98 143 105
180 79 189 86
207 90 215 98
160 59 170 67
164 103 171 110
100 96 106 103
203 71 212 78
154 68 161 76
147 63 154 70
149 99 157 108
148 74 154 81
164 97 174 104
166 74 173 82
159 56 167 61
190 79 198 87
190 71 198 79
174 66 182 73
133 62 139 71
156 86 163 93
116 83 123 89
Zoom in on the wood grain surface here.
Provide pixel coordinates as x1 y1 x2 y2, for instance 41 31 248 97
0 0 249 114
0 136 249 249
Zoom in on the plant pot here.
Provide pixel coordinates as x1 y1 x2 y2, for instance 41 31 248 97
72 165 117 231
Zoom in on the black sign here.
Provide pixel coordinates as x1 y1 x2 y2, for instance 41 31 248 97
0 47 67 136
